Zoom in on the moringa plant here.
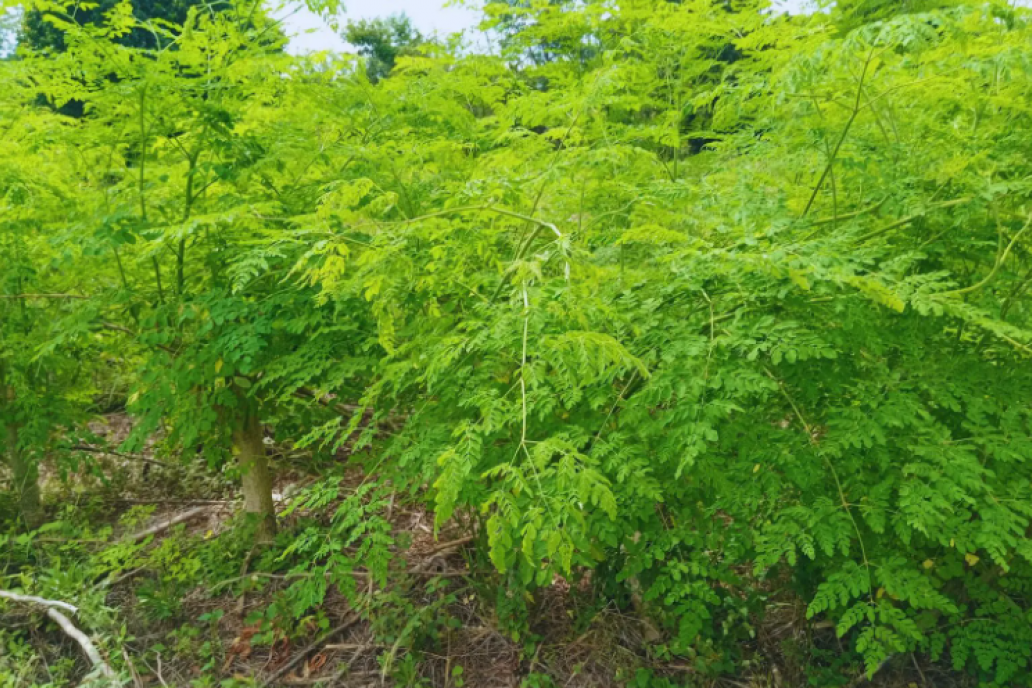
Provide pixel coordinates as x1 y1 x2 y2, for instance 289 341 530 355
4 0 1032 682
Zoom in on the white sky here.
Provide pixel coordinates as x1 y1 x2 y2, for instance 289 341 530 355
277 0 815 54
275 1 482 54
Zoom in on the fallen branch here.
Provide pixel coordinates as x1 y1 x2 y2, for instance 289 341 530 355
116 498 235 506
410 535 475 575
71 444 172 469
126 506 210 543
0 591 114 678
426 535 474 556
46 607 116 679
0 591 78 614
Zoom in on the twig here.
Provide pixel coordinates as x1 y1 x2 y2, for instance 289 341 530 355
211 565 471 593
294 388 361 416
801 196 889 242
283 670 380 685
124 647 144 688
237 547 256 620
425 535 475 557
156 652 168 688
260 612 362 688
105 566 146 588
765 369 875 606
0 591 114 678
911 652 929 688
323 642 387 651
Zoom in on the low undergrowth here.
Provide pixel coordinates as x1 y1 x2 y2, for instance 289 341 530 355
0 442 993 688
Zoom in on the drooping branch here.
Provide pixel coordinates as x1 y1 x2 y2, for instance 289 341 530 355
938 211 1032 299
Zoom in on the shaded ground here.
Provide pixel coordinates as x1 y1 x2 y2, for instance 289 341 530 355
3 415 962 688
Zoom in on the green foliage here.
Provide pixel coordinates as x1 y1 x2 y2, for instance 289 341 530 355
18 0 232 54
343 14 423 83
5 0 1032 684
277 479 395 617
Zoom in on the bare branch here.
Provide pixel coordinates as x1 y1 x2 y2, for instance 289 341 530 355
44 607 116 679
0 591 115 678
0 591 78 614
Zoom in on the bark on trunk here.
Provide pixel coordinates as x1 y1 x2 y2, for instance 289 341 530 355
8 428 44 531
3 379 43 530
233 405 276 544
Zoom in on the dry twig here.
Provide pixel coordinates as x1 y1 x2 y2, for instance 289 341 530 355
0 591 115 679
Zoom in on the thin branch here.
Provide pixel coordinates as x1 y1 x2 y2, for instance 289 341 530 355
804 196 889 233
400 204 562 238
801 49 877 218
0 294 90 300
938 211 1032 298
854 197 972 244
765 369 875 607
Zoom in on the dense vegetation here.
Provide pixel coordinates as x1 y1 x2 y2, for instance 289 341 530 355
3 0 1032 686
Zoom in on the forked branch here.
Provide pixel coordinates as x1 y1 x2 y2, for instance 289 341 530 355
0 591 115 679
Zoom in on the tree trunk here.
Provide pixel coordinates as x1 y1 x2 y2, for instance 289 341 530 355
2 378 43 530
232 404 276 544
8 426 44 531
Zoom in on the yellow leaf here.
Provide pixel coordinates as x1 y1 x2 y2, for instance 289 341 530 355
215 358 223 373
922 559 935 569
965 553 980 567
876 587 885 599
950 538 955 548
753 463 761 473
